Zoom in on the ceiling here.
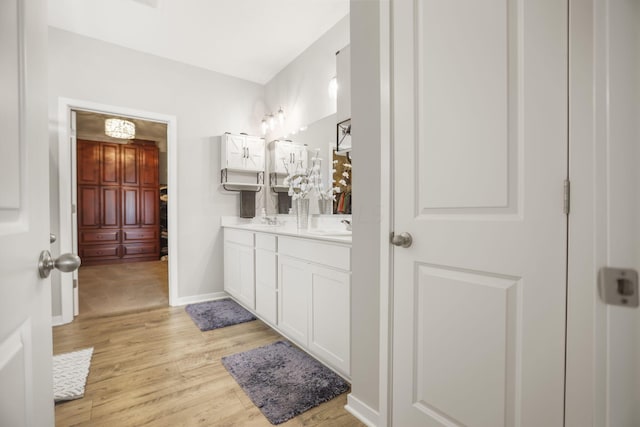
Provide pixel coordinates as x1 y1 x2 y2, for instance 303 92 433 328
48 0 350 84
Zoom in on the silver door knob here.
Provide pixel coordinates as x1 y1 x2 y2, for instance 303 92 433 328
38 250 81 278
391 232 413 248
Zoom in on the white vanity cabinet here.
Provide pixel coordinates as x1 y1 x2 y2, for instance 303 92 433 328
223 229 255 309
223 227 351 377
277 236 351 376
271 140 307 174
254 233 278 325
221 133 265 172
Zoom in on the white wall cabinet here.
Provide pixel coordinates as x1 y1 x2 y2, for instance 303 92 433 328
221 133 265 172
223 228 351 377
271 140 308 175
336 45 351 123
223 229 255 309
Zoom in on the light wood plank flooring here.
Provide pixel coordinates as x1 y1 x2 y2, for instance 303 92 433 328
78 261 168 318
53 306 364 427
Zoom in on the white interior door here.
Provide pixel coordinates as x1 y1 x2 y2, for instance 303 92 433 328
0 0 54 426
391 1 568 426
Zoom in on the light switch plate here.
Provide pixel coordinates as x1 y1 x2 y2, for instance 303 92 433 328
598 267 639 308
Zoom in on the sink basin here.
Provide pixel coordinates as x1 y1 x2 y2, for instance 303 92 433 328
246 224 283 229
306 229 352 236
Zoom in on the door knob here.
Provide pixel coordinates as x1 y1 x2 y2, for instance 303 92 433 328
391 232 413 248
38 250 81 278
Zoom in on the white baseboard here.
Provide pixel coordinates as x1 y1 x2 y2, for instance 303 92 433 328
51 315 66 327
345 394 380 427
171 292 228 307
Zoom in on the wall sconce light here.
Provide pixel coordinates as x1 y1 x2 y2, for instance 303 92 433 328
261 107 286 135
328 76 338 99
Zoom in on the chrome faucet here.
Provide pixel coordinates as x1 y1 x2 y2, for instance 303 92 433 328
263 216 280 225
341 219 352 231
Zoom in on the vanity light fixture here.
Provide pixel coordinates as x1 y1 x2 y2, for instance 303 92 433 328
328 76 338 99
277 107 286 124
268 114 276 130
261 118 269 135
261 107 286 135
105 118 135 139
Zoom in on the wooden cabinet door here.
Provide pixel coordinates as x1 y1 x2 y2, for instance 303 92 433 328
101 187 120 227
100 143 120 185
139 145 158 187
78 186 100 228
77 140 100 185
278 255 310 346
121 145 139 186
308 265 350 376
121 187 138 227
139 187 158 226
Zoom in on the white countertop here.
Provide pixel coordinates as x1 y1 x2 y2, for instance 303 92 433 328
222 219 352 245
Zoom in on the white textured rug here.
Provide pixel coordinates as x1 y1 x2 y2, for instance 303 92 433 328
53 347 94 402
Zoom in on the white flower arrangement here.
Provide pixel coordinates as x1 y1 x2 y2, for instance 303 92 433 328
283 149 335 201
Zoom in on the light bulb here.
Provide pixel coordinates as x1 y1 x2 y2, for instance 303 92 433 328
328 77 338 99
268 114 276 130
261 118 268 135
277 107 285 124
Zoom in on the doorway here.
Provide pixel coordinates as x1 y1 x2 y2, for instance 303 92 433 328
73 110 169 317
57 98 179 324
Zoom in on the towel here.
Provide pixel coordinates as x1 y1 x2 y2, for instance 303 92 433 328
240 191 256 218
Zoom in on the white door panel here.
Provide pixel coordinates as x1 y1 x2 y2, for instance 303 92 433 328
0 0 54 425
392 0 568 426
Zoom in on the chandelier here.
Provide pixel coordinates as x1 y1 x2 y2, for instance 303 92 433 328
105 118 136 139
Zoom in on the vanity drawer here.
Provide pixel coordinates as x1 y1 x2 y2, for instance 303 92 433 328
224 228 254 246
122 228 158 242
80 230 119 244
278 237 350 271
255 233 277 251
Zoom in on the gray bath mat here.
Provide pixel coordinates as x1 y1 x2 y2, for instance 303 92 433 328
222 341 350 425
185 298 256 331
53 347 94 402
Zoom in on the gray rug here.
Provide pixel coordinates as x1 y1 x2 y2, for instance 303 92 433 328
222 341 350 425
185 298 256 331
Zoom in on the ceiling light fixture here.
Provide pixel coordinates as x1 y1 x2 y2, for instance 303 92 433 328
105 118 136 139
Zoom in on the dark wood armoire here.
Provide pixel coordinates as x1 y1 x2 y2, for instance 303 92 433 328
77 139 160 265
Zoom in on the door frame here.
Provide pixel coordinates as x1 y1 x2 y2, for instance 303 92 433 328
56 97 179 324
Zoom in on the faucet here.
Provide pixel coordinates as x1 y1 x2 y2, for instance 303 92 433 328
341 219 352 231
263 216 280 225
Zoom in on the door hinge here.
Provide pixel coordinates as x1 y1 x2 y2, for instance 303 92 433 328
73 279 78 289
563 179 571 215
72 204 76 214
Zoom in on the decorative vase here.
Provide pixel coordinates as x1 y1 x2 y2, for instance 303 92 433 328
317 198 332 215
296 198 310 229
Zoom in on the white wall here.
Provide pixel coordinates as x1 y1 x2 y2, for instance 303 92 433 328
263 16 350 214
48 28 265 316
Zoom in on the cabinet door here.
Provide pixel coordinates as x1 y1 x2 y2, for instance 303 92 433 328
121 145 139 186
308 265 350 376
278 255 310 346
121 187 138 227
139 145 159 187
77 140 100 185
223 134 246 170
237 244 255 309
139 187 158 226
101 143 120 185
293 145 308 171
224 241 242 299
255 248 277 324
101 187 120 228
78 186 100 228
244 136 265 171
273 140 292 174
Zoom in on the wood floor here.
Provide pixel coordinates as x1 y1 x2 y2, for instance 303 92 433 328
78 261 168 318
53 306 364 427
